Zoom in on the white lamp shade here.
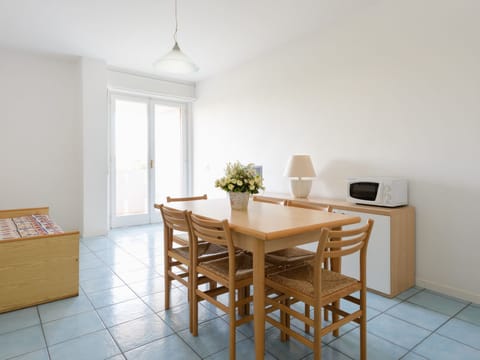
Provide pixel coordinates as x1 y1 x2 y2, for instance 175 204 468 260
284 155 317 178
154 42 199 74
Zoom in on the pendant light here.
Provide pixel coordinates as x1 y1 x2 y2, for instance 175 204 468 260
154 0 199 74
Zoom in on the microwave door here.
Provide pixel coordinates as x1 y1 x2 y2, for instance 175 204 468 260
350 182 380 201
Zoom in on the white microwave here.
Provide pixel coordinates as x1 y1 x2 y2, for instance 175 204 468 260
346 177 408 207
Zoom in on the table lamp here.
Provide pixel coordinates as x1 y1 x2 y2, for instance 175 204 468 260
284 155 317 198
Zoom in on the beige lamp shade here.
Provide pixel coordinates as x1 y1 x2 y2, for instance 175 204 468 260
284 155 317 178
284 155 316 198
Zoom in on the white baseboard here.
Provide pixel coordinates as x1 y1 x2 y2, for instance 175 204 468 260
416 278 480 304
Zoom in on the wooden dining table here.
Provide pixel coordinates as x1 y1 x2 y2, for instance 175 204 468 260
159 198 361 359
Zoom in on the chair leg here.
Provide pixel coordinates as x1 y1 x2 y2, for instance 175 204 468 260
332 299 340 337
360 290 367 360
314 302 322 360
229 288 236 360
191 271 199 336
304 303 310 334
280 296 287 342
164 258 170 310
280 297 291 342
238 287 246 316
244 286 251 316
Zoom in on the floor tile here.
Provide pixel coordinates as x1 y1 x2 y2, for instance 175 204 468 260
205 338 277 359
158 302 218 332
42 310 105 346
412 333 480 360
0 325 46 360
401 352 428 359
0 307 40 335
81 236 114 252
80 274 125 294
86 285 138 309
79 253 104 270
124 276 166 297
38 294 93 323
108 259 149 274
301 345 353 360
124 334 201 360
407 290 468 316
329 328 408 360
8 348 50 360
436 318 480 350
141 287 186 312
97 298 154 327
94 247 137 266
48 329 120 360
109 313 174 352
395 287 424 301
264 326 312 360
455 303 480 326
367 313 430 349
115 267 159 284
106 355 126 360
366 292 401 312
177 317 247 358
80 265 116 282
386 301 449 331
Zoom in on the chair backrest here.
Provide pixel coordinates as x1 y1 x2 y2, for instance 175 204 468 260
315 219 374 278
188 213 238 282
286 199 332 212
189 213 233 247
166 194 208 202
158 204 191 233
252 195 287 205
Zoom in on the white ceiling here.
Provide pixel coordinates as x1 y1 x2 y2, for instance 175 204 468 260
0 0 378 82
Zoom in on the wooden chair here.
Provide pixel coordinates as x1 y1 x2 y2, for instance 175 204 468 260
158 205 227 332
252 195 287 205
265 200 333 268
166 194 208 246
188 213 273 360
259 198 333 332
265 219 374 360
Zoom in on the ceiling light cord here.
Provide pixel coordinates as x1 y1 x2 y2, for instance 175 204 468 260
153 0 199 74
173 0 178 43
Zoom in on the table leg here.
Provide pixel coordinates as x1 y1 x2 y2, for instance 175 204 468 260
253 240 265 359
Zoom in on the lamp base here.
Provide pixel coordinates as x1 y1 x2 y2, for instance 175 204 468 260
289 179 312 198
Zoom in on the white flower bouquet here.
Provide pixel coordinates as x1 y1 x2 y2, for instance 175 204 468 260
215 161 264 194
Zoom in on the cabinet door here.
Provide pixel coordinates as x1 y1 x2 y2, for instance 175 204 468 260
335 210 391 294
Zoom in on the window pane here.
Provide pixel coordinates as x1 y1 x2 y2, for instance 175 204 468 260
155 104 183 203
114 99 148 216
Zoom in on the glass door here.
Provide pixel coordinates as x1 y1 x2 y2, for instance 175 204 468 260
110 94 189 228
153 103 185 209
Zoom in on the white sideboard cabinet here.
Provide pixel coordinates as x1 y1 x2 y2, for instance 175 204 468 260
264 194 416 298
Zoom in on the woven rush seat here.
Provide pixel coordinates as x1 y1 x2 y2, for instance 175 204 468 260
172 242 228 261
265 247 314 266
199 252 274 281
267 267 360 299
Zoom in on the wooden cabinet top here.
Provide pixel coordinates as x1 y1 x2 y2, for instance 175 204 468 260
263 193 415 216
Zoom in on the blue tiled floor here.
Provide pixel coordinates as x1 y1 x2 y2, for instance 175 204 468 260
1 224 479 360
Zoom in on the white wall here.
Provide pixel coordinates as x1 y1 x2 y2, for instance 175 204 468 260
0 48 195 236
0 47 82 231
81 58 109 236
193 1 480 302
